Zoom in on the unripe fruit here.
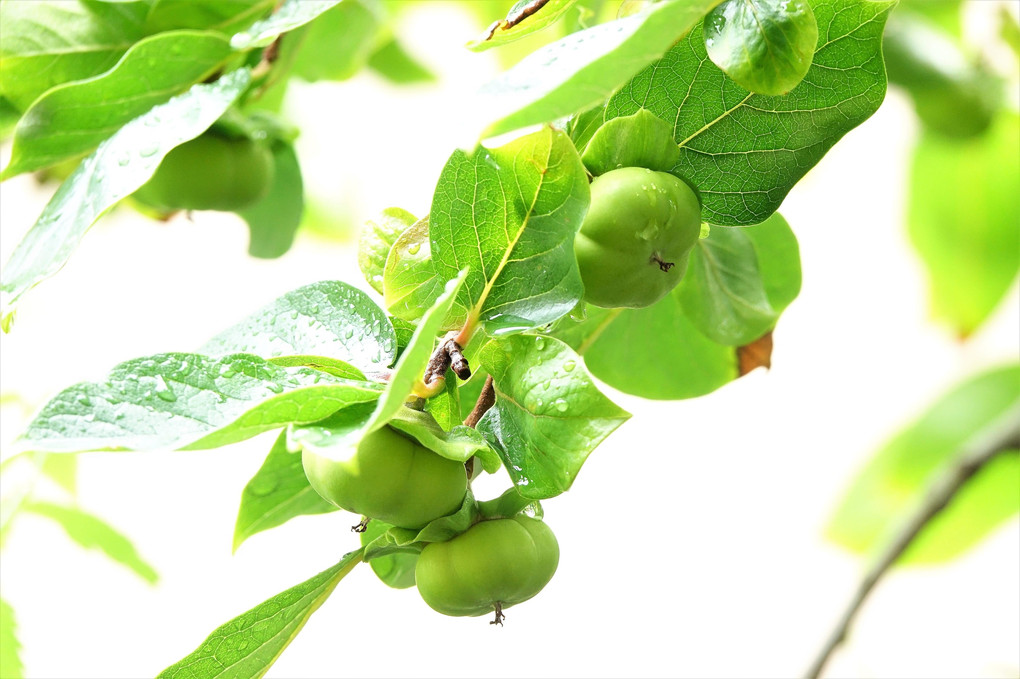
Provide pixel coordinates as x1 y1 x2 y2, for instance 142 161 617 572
133 132 274 212
415 516 559 621
302 426 467 530
575 166 701 308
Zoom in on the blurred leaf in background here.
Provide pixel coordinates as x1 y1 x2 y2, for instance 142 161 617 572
827 364 1020 565
0 597 23 679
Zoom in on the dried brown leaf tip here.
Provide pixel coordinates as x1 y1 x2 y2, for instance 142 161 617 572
738 330 773 376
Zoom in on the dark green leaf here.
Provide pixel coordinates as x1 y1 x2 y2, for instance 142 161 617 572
606 0 894 225
0 0 148 110
908 113 1020 336
2 31 233 178
430 127 589 335
477 335 630 499
233 430 336 552
23 501 158 584
478 0 723 137
144 0 274 35
202 281 397 374
18 352 382 454
580 108 680 175
230 0 344 49
555 300 738 400
238 141 305 259
289 0 383 82
0 597 24 679
704 0 817 96
158 550 363 679
0 97 21 141
0 69 251 329
827 364 1020 564
359 520 417 589
367 37 436 84
360 207 417 295
466 0 579 52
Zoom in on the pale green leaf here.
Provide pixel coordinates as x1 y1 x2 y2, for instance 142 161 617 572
467 0 579 52
239 141 305 259
360 207 417 295
383 216 445 323
289 0 384 82
0 598 24 679
230 0 342 49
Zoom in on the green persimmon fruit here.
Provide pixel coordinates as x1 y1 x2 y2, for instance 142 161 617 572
415 516 559 621
575 166 701 308
302 426 467 530
133 132 273 212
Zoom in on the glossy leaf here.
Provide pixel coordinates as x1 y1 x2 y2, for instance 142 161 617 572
580 108 680 175
360 208 417 295
430 127 589 334
202 281 397 375
0 598 23 679
827 364 1020 564
158 550 363 679
290 0 383 82
908 114 1019 336
676 213 800 345
230 0 342 49
2 31 233 178
606 0 894 225
0 69 252 329
0 0 148 110
388 407 501 472
743 212 802 311
477 335 630 499
143 1 274 35
555 301 738 400
233 431 336 552
704 0 817 96
383 216 445 323
18 352 382 454
467 0 579 51
360 520 417 589
478 0 723 137
239 141 305 259
23 501 158 584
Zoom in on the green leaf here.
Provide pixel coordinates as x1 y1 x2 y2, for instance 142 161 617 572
360 208 417 295
158 550 363 679
477 487 543 520
144 0 274 35
478 0 724 137
743 212 802 311
0 69 251 330
675 213 799 345
606 0 895 225
367 37 436 84
883 12 999 139
0 0 148 110
383 216 445 323
39 452 78 496
23 501 158 584
362 489 479 561
477 335 630 499
0 597 24 679
0 97 22 141
827 364 1020 564
2 31 233 178
233 430 336 552
430 127 590 334
424 369 462 431
267 356 365 381
290 0 384 82
580 109 680 175
907 114 1019 336
704 0 818 96
202 281 397 374
238 141 305 259
555 301 738 400
388 407 501 472
18 352 382 454
359 520 417 589
466 0 579 52
230 0 344 49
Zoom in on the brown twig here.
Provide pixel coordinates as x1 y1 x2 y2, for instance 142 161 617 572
423 332 471 385
464 375 495 429
804 407 1020 679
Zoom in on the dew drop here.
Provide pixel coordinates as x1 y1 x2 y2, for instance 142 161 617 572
563 360 576 372
266 383 284 394
554 398 568 412
407 243 421 256
534 337 545 350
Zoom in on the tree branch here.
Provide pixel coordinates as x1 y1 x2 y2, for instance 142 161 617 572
805 408 1020 679
464 375 495 429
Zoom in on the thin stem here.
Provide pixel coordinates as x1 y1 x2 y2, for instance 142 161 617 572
804 407 1020 679
464 375 495 429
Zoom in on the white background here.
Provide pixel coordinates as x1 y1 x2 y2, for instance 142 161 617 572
1 2 1018 678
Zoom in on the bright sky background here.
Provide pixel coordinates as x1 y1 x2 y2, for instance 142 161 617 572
1 2 1017 678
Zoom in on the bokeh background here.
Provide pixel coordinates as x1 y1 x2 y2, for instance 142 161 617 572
1 1 1017 677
